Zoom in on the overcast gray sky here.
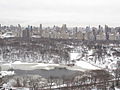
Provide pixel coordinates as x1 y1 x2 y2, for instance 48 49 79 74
0 0 120 27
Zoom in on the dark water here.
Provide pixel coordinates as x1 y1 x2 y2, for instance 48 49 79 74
14 68 79 79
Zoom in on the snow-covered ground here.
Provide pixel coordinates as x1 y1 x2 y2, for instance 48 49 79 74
70 45 120 71
75 61 100 70
70 53 80 60
1 71 14 76
115 87 120 90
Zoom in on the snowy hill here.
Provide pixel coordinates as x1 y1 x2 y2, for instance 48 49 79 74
70 44 120 71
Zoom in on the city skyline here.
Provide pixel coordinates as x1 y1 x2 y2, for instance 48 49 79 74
0 0 120 27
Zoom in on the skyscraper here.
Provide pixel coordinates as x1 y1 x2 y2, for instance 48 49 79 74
18 24 22 37
28 25 33 37
39 24 43 37
85 26 90 32
22 28 30 38
105 25 109 40
61 24 67 31
92 27 97 40
0 24 1 30
22 25 32 38
39 24 42 30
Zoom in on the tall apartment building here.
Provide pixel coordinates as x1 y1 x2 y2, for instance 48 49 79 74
105 25 110 40
0 24 1 30
18 24 22 37
22 26 32 38
92 27 97 40
39 24 43 37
